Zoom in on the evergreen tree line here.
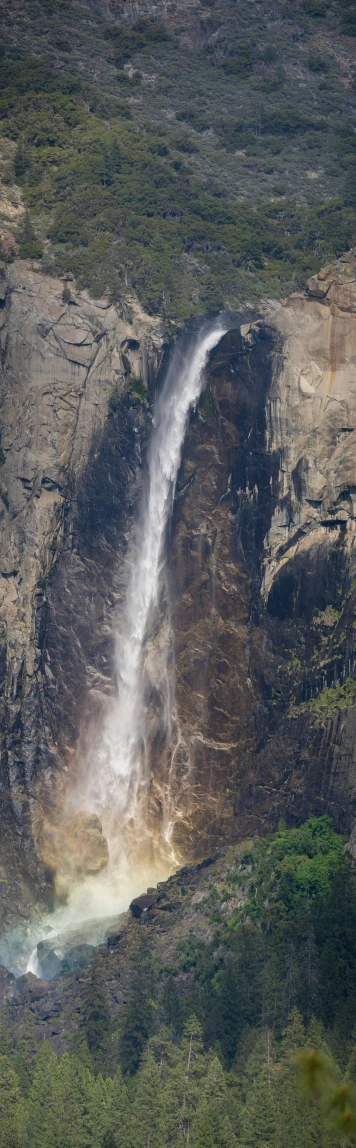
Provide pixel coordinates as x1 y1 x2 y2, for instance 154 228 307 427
1 1007 356 1147
1 816 356 1146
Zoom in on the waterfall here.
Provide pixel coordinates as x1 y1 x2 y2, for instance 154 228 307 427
80 320 227 899
22 319 228 956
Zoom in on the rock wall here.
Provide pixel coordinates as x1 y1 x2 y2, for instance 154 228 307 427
164 253 356 857
0 261 163 925
0 250 355 924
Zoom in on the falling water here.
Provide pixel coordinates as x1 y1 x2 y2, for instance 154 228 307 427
17 319 227 973
80 319 227 894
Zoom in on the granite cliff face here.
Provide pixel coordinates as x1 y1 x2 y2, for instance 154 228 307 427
0 260 163 925
164 252 356 856
0 251 355 925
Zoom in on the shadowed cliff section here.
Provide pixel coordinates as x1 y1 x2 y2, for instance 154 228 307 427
164 260 356 857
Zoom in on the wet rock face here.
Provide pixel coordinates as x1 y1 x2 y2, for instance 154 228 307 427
162 323 278 853
164 258 356 856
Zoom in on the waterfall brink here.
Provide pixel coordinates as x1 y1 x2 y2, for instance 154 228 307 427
19 319 228 966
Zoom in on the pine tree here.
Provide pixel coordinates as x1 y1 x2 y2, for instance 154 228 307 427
242 1068 278 1148
0 1054 24 1148
160 1017 207 1146
281 1008 306 1056
0 1011 13 1056
221 1115 238 1147
28 1044 102 1148
162 975 184 1037
191 1056 238 1148
17 213 43 260
105 1066 129 1146
203 1056 227 1102
120 930 156 1075
240 1030 278 1148
54 1052 88 1147
80 963 111 1068
14 1010 37 1096
129 1048 164 1148
102 1134 116 1148
27 1041 58 1148
84 1067 113 1148
191 1106 217 1148
276 1010 322 1148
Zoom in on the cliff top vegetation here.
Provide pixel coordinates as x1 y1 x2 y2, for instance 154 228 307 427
1 0 356 316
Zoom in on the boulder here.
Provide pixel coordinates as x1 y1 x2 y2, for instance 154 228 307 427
129 892 159 918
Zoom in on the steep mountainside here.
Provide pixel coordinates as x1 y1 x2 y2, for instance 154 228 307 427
0 0 355 935
3 0 356 315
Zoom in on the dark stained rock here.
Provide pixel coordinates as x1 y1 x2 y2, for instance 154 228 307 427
129 893 159 918
14 972 50 1003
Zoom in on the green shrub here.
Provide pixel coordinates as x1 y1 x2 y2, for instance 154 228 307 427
115 70 140 87
106 19 169 69
174 134 199 154
261 135 283 153
17 213 43 260
308 52 329 71
222 44 254 76
303 0 328 15
262 109 327 134
176 109 210 132
215 119 254 151
261 44 278 62
52 37 72 52
338 0 356 34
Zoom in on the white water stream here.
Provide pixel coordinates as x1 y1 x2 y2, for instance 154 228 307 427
23 320 227 973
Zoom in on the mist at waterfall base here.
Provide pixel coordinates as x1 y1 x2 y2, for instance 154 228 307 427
3 319 229 977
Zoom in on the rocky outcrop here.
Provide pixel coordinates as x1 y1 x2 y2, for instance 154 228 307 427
0 260 163 924
1 845 247 1050
264 257 356 606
